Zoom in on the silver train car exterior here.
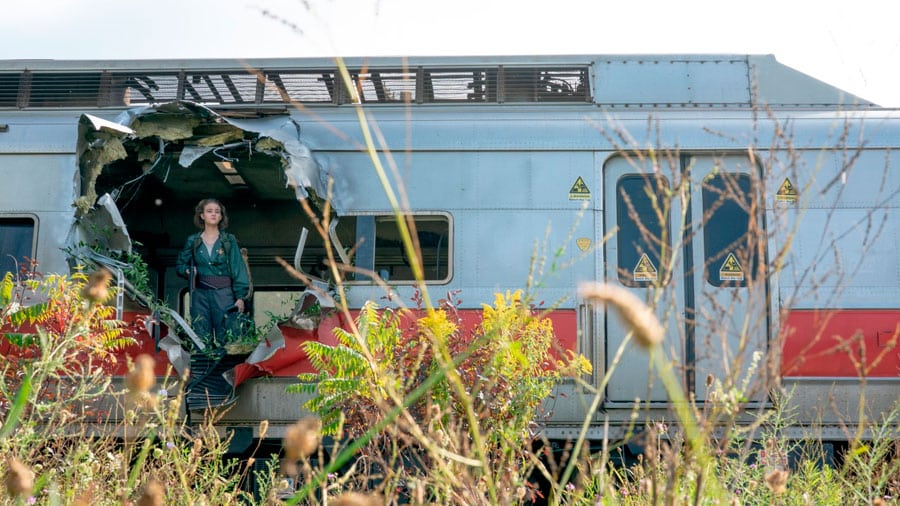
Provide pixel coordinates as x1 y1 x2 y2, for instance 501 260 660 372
1 54 898 444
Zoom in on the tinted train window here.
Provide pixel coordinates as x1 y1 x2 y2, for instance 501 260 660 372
616 175 670 287
702 173 758 287
0 217 35 278
335 214 451 283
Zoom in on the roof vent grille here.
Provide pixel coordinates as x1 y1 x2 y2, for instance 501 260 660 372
2 65 591 108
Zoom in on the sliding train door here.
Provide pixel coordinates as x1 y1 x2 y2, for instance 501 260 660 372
603 157 687 403
603 154 768 405
687 155 768 403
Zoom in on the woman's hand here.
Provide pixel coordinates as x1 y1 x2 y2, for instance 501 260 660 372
234 298 245 313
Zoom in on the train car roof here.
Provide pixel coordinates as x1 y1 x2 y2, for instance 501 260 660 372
0 54 876 110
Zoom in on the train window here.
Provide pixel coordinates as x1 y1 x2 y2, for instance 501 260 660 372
616 175 670 287
0 217 35 278
331 214 451 283
701 172 758 287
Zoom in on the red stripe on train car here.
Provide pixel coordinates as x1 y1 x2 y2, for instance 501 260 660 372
781 309 900 377
1 314 151 376
105 308 579 381
257 308 579 379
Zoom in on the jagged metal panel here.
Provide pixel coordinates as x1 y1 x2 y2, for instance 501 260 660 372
86 101 326 207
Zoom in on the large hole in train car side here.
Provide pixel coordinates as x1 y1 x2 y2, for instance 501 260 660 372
86 121 327 321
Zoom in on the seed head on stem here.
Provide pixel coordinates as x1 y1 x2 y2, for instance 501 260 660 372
4 457 34 498
82 268 113 304
283 417 321 461
578 282 664 348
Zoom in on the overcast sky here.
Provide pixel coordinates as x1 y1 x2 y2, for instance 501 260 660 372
3 0 899 106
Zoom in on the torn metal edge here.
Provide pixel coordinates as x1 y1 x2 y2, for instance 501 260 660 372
108 100 329 206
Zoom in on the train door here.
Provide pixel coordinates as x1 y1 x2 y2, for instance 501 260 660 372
603 154 768 404
603 157 687 403
687 155 768 402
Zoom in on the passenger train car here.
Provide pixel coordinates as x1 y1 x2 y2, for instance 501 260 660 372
1 54 898 447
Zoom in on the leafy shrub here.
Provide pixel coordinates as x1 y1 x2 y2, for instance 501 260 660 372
1 269 136 430
292 289 586 503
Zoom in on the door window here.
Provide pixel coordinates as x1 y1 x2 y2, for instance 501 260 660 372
615 175 670 287
701 173 758 287
0 217 35 278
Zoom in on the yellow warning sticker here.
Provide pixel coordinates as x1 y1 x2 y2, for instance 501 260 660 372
775 177 798 203
633 253 658 282
569 176 591 200
719 252 744 281
576 237 591 252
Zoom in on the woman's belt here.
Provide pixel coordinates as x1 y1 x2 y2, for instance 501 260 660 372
197 275 232 290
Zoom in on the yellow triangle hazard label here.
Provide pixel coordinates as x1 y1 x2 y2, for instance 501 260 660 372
775 177 798 203
719 252 744 281
633 253 658 282
569 176 591 200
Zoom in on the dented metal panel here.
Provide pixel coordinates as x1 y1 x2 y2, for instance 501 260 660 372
76 101 326 207
78 193 132 253
223 114 325 204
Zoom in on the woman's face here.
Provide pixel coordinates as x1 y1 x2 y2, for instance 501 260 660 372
201 203 222 227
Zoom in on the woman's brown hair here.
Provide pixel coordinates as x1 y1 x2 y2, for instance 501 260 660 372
193 198 229 230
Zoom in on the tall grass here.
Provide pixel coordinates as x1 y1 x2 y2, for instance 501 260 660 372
0 270 270 505
3 266 899 504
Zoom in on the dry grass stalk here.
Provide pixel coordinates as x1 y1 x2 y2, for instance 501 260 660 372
764 468 789 495
136 478 165 506
125 354 158 410
578 282 664 348
126 354 156 393
4 457 34 498
283 417 321 461
332 491 382 506
82 267 113 303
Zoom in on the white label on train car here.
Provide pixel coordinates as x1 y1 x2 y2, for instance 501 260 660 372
568 176 591 200
719 252 744 281
775 177 798 203
633 253 658 282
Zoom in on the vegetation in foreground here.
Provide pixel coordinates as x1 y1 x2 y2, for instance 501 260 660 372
1 267 899 505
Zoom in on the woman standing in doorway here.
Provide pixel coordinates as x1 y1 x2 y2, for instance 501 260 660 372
176 198 250 408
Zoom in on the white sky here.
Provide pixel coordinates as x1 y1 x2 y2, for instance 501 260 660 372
3 0 900 106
